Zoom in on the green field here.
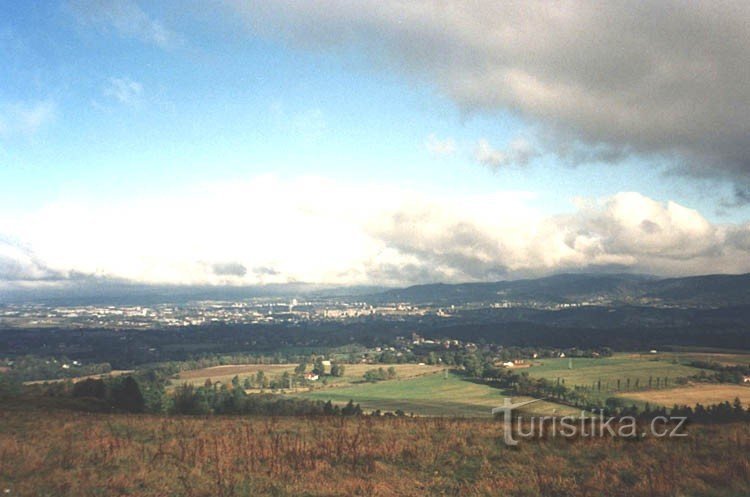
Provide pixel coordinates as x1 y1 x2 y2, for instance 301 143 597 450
297 371 579 417
526 354 706 396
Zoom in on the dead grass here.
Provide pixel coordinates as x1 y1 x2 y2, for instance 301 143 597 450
0 408 749 497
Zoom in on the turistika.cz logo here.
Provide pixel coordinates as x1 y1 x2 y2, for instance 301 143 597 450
492 397 688 446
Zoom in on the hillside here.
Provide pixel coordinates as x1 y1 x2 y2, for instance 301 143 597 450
371 272 750 307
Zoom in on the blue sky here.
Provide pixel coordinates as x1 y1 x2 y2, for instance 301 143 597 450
2 1 750 286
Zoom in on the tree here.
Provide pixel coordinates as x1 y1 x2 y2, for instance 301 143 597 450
387 366 397 379
170 384 209 415
312 357 325 376
0 373 21 398
256 371 266 387
72 378 107 399
294 362 307 375
341 399 362 416
109 376 145 413
330 363 344 377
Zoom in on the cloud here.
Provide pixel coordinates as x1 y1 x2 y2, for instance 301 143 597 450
224 1 750 183
475 138 539 169
1 176 749 287
66 0 181 49
212 262 247 277
103 77 143 105
425 134 456 157
0 100 56 137
0 237 66 282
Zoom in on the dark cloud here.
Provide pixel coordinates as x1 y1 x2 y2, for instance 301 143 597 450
252 266 280 276
227 1 750 182
0 238 67 282
212 262 247 277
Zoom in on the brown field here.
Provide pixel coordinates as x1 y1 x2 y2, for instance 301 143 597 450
23 370 134 386
330 363 444 380
619 384 750 407
671 352 750 367
1 408 749 497
175 363 444 388
175 364 297 385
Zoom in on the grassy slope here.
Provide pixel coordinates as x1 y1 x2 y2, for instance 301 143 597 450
1 408 749 497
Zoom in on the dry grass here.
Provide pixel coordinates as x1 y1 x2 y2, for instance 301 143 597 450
23 370 134 386
175 363 444 389
619 384 750 407
176 364 297 385
1 408 749 497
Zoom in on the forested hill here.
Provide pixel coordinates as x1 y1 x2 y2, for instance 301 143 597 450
371 273 750 307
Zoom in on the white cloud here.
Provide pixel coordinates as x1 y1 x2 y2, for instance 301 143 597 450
1 177 749 286
104 77 143 105
425 134 456 157
0 100 56 137
67 0 181 49
475 138 538 170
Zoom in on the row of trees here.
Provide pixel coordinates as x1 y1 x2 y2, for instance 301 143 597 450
294 358 345 377
71 376 145 412
363 367 397 382
689 360 750 384
170 382 362 416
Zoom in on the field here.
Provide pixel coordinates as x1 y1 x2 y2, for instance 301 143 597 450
1 408 749 497
175 364 297 386
174 363 443 388
525 354 706 396
172 354 750 414
619 384 750 407
23 370 134 386
657 352 750 367
298 371 579 417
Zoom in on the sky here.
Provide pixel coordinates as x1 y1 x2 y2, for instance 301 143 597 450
2 0 750 289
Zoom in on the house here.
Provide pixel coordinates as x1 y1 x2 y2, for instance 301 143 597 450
304 372 319 381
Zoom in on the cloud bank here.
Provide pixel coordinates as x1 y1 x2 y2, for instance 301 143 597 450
224 1 750 188
1 176 749 287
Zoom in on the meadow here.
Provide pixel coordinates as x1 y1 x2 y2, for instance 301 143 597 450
174 363 444 389
298 371 579 417
176 364 297 386
619 383 750 407
290 353 750 415
1 408 749 497
525 354 706 397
